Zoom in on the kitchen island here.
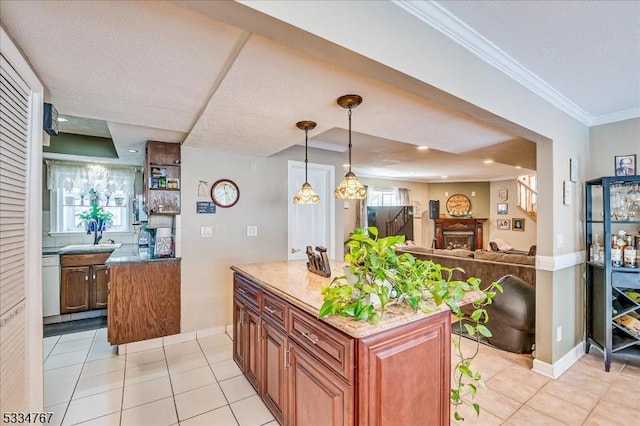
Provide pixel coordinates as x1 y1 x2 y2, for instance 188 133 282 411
105 245 181 345
231 260 451 426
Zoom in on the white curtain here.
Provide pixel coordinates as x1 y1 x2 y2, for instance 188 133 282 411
46 160 135 197
395 187 410 206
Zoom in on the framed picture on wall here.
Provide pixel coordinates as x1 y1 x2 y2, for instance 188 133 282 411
614 154 636 176
497 219 510 230
512 218 525 232
497 203 508 215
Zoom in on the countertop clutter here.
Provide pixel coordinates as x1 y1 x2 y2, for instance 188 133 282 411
231 260 450 339
43 244 180 264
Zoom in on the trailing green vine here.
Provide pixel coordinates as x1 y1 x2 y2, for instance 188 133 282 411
318 227 503 421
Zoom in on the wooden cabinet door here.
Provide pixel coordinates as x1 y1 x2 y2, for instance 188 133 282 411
233 297 246 369
262 322 286 424
244 307 262 391
60 266 90 314
288 341 353 426
91 264 109 310
357 310 450 426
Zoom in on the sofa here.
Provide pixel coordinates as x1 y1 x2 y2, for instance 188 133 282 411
397 246 536 353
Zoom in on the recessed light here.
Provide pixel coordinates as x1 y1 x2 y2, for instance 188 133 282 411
127 149 139 153
483 160 494 164
441 175 448 179
417 146 429 151
57 117 68 122
515 165 522 169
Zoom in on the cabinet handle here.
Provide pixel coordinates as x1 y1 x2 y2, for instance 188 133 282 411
107 282 111 294
85 274 89 281
239 308 245 326
284 347 290 369
264 305 276 314
93 273 96 280
258 323 263 341
237 288 246 294
302 331 319 345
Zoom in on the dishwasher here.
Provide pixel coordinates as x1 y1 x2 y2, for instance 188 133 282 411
42 254 60 317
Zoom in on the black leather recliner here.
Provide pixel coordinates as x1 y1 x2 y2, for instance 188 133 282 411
461 274 536 354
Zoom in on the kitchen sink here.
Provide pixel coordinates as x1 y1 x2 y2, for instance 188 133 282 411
59 243 122 253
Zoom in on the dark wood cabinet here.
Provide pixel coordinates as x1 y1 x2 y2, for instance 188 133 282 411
262 321 287 424
145 141 181 215
108 260 181 345
60 252 111 314
288 340 353 426
232 271 450 426
60 266 90 313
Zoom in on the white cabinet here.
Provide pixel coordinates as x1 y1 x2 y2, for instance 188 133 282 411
42 255 60 317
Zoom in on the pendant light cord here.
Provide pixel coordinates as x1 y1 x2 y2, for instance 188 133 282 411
304 128 309 182
348 107 352 173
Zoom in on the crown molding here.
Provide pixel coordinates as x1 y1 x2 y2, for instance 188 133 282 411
393 1 599 126
590 107 640 126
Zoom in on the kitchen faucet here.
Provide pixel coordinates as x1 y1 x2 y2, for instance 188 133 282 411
87 219 103 245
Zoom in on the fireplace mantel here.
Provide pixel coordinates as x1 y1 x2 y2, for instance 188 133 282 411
434 218 487 250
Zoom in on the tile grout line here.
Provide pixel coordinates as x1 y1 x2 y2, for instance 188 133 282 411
577 358 626 425
161 343 180 425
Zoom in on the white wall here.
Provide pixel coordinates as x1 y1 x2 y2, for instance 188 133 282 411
589 118 640 178
180 144 343 332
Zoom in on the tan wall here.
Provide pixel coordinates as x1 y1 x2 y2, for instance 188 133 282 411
180 144 343 332
489 179 537 251
589 118 640 179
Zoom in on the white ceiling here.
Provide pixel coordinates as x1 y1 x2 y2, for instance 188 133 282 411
2 1 638 181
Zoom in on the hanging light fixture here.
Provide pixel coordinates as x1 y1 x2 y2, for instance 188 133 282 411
293 120 320 205
334 94 367 199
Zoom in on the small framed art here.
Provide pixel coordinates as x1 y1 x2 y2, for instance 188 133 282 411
512 218 525 232
497 219 510 230
615 154 636 176
497 203 508 215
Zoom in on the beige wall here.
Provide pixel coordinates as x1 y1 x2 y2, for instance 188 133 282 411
589 118 640 179
489 179 537 251
180 144 343 332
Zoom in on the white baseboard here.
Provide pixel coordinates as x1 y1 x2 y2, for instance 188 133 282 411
532 341 584 379
118 325 232 354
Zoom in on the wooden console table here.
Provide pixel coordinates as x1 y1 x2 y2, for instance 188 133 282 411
434 218 487 250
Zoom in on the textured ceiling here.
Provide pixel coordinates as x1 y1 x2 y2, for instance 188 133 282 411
2 1 634 180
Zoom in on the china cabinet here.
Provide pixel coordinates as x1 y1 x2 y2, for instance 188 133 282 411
585 175 640 372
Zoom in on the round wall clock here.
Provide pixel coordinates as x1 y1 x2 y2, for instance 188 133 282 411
446 193 471 216
211 179 240 208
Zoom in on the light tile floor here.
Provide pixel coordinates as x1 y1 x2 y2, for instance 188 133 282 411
43 328 639 425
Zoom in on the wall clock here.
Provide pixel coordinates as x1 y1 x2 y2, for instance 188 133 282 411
446 193 471 216
211 179 240 208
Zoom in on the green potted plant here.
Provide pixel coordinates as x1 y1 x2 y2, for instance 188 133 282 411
319 227 502 421
76 189 113 240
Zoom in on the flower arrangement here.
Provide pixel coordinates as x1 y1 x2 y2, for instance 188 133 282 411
76 189 113 233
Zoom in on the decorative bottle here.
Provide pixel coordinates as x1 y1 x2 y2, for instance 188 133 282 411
623 235 636 268
611 234 622 267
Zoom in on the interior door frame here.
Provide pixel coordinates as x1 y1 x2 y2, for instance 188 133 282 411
287 160 336 260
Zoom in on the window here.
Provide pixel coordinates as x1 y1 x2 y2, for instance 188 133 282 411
47 161 135 233
367 188 396 206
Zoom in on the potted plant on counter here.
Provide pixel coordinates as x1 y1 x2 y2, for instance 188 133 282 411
319 227 502 421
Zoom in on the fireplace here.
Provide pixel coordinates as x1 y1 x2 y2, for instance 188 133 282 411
434 218 487 251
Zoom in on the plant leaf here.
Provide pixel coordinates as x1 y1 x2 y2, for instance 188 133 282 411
477 324 492 337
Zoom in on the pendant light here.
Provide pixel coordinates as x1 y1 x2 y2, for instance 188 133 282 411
293 120 320 205
334 94 367 199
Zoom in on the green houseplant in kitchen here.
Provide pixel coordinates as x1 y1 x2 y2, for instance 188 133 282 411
76 189 113 244
319 227 502 421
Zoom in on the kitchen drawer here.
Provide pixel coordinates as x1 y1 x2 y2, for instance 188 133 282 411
289 307 354 383
61 252 111 267
612 271 640 290
234 274 261 311
262 291 287 330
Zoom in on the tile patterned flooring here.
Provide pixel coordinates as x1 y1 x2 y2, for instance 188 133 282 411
43 328 639 425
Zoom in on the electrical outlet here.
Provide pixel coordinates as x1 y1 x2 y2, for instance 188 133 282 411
247 225 258 237
557 326 562 342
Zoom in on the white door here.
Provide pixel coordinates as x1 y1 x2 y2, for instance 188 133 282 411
287 161 335 260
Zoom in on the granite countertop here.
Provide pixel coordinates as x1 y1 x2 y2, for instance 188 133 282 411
43 244 180 264
231 260 451 339
105 244 180 265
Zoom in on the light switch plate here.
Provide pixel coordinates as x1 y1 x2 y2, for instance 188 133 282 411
201 226 214 238
247 225 258 237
